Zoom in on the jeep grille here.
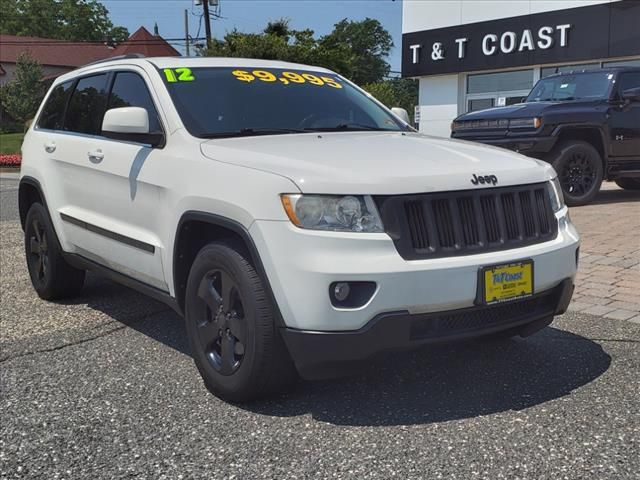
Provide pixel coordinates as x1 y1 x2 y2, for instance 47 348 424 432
375 183 558 260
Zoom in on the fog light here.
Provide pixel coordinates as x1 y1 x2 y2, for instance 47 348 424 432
329 281 377 309
334 282 351 301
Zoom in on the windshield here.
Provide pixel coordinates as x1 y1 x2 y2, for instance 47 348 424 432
161 66 408 138
526 72 613 102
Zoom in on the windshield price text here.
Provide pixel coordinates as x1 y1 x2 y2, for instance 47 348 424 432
231 70 343 89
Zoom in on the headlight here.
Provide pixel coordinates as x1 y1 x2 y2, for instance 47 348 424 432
546 177 565 213
509 117 542 129
281 194 384 232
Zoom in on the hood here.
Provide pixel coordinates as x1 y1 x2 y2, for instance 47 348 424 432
200 132 555 195
456 102 556 121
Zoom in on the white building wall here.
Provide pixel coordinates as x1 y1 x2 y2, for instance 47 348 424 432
417 74 462 137
403 0 615 34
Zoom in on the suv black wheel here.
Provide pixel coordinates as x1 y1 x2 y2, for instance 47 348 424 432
24 203 85 300
184 243 297 402
614 178 640 191
551 140 603 206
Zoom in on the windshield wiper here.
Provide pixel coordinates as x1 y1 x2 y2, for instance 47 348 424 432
200 127 307 139
304 123 395 132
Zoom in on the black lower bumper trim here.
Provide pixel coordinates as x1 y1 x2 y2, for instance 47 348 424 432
282 279 574 379
451 135 556 155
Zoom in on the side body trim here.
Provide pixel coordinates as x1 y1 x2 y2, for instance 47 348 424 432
60 212 155 253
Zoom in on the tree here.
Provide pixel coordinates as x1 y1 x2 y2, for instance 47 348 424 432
0 52 45 125
364 78 419 122
202 17 393 85
0 0 129 42
320 18 393 85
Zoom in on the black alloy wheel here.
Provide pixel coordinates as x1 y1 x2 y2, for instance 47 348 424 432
559 151 596 198
184 243 297 402
195 269 247 375
551 141 603 206
26 216 49 285
23 202 85 299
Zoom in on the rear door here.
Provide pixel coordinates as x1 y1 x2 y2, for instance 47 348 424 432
609 72 640 158
55 69 168 291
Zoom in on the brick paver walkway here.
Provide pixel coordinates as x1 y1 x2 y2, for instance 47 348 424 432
568 182 640 323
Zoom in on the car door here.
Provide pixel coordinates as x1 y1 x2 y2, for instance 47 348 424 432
609 72 640 158
55 69 169 291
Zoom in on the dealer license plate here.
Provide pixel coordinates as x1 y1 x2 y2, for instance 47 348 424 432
480 261 534 305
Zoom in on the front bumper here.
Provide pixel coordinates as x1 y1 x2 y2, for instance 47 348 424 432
451 133 557 156
282 279 573 379
249 209 579 376
250 211 579 332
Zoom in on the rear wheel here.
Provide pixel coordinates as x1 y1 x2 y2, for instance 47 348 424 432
551 141 603 206
614 178 640 190
184 243 297 402
24 203 85 300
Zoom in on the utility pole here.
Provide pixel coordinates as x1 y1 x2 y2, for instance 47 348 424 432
184 9 190 56
202 0 212 47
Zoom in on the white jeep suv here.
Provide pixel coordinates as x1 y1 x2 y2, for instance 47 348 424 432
19 56 580 402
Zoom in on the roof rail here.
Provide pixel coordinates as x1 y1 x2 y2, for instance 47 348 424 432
82 53 146 68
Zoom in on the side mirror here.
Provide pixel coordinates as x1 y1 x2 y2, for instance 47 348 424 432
622 87 640 103
520 97 528 103
391 107 411 124
102 107 164 147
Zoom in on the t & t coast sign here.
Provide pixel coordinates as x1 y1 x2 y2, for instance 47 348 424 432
402 2 640 77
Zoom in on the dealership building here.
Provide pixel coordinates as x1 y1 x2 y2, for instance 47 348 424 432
402 0 640 136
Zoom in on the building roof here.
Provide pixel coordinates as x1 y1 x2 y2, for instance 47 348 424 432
0 27 180 69
0 34 114 68
110 27 180 58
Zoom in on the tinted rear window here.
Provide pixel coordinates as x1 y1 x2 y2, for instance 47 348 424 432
37 81 73 130
65 74 108 135
618 72 640 93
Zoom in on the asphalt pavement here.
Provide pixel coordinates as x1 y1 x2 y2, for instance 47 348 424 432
1 174 639 479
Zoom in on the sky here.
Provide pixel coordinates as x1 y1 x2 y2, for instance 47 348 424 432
101 0 403 72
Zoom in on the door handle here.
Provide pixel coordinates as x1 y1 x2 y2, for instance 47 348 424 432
88 149 104 162
44 141 56 153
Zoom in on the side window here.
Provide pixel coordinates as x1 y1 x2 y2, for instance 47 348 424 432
619 72 640 94
65 74 108 135
108 72 162 132
37 81 73 130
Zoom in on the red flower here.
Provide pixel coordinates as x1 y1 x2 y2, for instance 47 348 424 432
0 154 22 166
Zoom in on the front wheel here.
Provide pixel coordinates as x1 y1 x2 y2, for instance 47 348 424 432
614 178 640 191
184 243 297 402
551 141 603 206
24 203 85 300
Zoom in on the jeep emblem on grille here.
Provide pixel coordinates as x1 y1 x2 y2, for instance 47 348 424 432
471 174 498 186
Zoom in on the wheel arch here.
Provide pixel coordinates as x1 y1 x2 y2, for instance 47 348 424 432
552 125 608 171
18 176 47 231
172 211 281 322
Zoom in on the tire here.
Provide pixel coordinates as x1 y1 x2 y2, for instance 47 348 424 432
614 178 640 190
551 140 603 206
184 242 297 402
24 203 85 300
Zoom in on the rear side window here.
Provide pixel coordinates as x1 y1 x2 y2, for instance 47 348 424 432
37 81 73 130
65 74 108 135
618 72 640 93
108 72 162 132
